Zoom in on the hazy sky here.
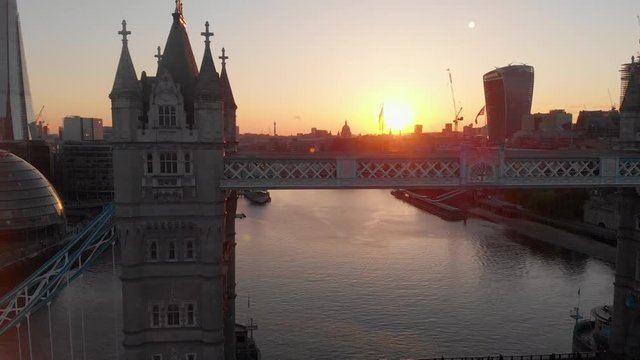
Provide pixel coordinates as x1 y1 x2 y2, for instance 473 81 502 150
17 0 640 135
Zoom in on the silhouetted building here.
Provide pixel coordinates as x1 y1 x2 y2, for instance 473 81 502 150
0 140 54 181
0 0 34 140
310 127 330 137
28 120 50 140
103 126 113 141
62 116 104 141
575 109 620 139
619 56 640 142
340 120 352 137
462 124 483 138
521 109 571 132
60 141 113 206
483 65 534 144
513 109 573 149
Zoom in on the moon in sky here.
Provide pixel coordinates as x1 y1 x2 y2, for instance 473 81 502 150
468 21 476 29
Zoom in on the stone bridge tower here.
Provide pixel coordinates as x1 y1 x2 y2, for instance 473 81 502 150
610 188 640 358
110 2 237 359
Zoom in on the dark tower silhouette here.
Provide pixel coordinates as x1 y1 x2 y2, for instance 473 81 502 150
483 65 534 144
0 0 34 140
619 56 640 142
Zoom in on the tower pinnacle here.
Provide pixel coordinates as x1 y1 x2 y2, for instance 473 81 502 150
174 0 186 25
219 47 228 67
201 21 213 46
195 21 221 101
154 46 162 64
118 20 131 43
110 19 138 96
219 48 236 110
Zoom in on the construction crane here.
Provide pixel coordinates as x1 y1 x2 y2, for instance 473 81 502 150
447 69 463 132
35 105 44 122
637 15 640 47
32 105 46 139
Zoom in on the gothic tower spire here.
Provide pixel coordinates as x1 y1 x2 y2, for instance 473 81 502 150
219 48 237 110
110 20 138 96
109 20 140 141
162 0 198 124
218 48 238 149
195 21 221 101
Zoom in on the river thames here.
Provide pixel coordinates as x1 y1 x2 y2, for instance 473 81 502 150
0 189 614 359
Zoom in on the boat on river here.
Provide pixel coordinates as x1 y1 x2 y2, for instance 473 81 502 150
243 190 271 205
390 189 466 221
571 305 612 352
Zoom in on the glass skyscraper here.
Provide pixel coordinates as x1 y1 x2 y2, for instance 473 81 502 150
0 0 34 141
483 65 534 144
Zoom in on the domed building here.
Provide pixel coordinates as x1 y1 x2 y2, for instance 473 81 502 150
341 120 352 138
0 150 65 246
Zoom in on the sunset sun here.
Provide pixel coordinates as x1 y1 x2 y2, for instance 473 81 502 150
383 102 414 133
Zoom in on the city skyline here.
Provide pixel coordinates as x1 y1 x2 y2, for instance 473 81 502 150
15 0 640 135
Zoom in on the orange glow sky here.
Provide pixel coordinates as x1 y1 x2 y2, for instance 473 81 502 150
17 0 640 135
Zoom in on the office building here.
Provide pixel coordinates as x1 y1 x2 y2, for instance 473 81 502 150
59 141 113 207
62 116 104 141
521 109 572 132
575 109 620 139
0 140 54 181
483 65 534 144
0 0 34 140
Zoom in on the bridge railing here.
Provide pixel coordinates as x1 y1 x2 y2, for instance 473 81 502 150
412 352 598 360
0 204 116 335
221 151 640 189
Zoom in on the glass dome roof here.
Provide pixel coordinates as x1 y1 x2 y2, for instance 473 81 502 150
0 150 65 231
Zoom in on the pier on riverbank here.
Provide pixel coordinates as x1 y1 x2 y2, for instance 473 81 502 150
390 190 617 264
467 207 617 264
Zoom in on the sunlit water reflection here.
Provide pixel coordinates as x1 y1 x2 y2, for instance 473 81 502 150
0 190 614 359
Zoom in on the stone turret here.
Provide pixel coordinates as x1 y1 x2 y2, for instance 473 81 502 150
160 3 199 126
194 21 224 143
219 48 238 150
109 20 140 141
609 188 640 357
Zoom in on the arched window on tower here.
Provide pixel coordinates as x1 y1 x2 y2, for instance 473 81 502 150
168 240 177 261
148 240 158 261
158 105 177 127
184 238 195 260
166 303 180 327
184 152 192 174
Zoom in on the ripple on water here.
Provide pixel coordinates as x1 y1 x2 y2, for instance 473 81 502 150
0 190 614 359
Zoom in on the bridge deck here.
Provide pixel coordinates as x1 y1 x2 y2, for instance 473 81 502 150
221 149 640 189
415 352 598 360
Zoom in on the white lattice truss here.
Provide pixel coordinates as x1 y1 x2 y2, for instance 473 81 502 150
356 160 460 179
0 205 116 335
221 153 640 189
619 159 640 177
224 159 336 180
